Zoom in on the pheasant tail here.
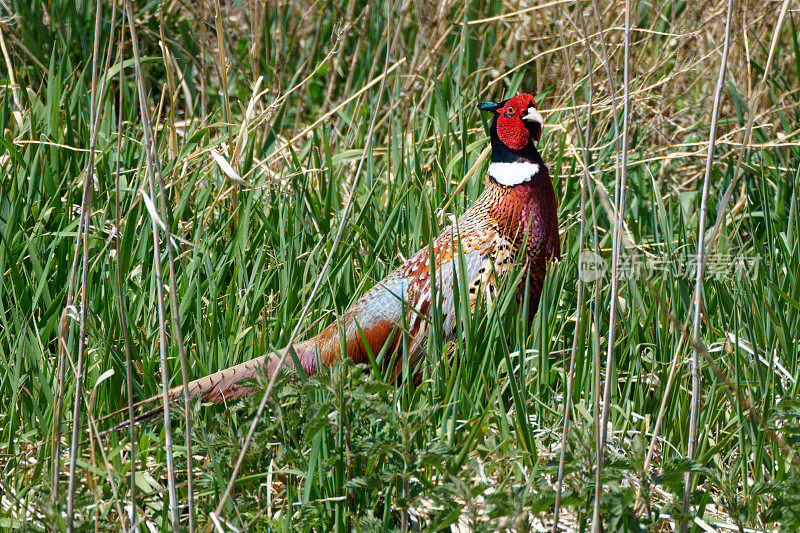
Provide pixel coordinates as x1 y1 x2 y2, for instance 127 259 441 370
100 342 316 433
169 340 323 404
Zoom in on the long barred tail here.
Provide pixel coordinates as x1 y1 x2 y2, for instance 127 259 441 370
182 339 323 404
183 353 272 404
99 341 320 436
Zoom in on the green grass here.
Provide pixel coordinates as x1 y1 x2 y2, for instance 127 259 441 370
1 0 799 530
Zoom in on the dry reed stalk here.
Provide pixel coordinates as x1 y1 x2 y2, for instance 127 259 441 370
65 0 105 527
123 0 181 528
681 0 735 529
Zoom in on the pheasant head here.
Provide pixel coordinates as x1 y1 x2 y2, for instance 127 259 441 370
479 93 546 187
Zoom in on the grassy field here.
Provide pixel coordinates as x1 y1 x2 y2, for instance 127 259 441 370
1 0 799 530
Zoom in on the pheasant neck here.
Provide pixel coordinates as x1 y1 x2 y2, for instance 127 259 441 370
487 125 546 187
476 164 558 261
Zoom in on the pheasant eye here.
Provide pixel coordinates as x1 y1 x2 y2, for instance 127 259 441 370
506 106 515 115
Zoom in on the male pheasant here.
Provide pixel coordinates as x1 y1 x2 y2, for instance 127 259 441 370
137 93 559 411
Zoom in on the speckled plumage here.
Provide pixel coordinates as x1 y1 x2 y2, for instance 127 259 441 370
141 93 559 409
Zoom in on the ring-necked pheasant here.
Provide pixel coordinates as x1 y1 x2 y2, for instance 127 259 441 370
131 93 559 415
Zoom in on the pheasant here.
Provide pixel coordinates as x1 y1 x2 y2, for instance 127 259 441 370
129 93 559 415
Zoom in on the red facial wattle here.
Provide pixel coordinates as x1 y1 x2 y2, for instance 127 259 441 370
495 94 539 150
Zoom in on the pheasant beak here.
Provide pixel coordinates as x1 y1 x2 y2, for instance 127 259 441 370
522 106 544 125
522 105 544 142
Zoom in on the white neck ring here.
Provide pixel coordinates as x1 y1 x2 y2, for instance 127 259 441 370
488 161 540 186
